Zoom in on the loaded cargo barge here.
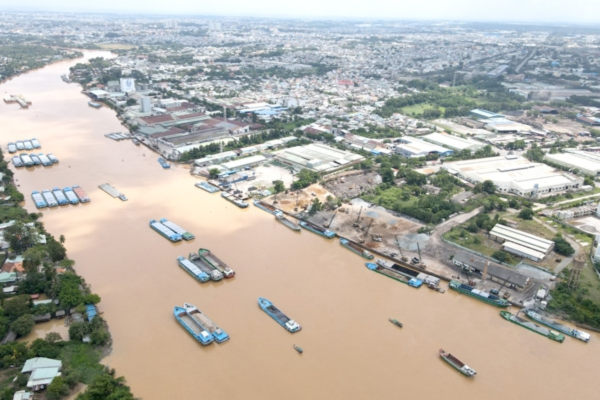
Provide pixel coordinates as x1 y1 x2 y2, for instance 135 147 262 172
340 238 373 259
274 211 301 231
195 181 220 193
189 253 223 281
174 305 214 345
299 221 335 238
449 280 509 307
365 262 423 288
253 199 279 215
160 218 194 240
184 303 229 343
439 349 476 377
221 192 248 208
258 297 301 333
31 191 47 209
150 219 182 242
177 256 210 283
525 309 590 342
72 185 90 203
199 248 235 278
500 311 565 342
63 187 79 204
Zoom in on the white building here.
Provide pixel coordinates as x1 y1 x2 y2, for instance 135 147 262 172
422 132 485 152
21 357 62 390
489 224 554 262
119 77 135 93
443 155 583 198
140 96 152 113
545 150 600 176
394 137 454 158
273 143 364 173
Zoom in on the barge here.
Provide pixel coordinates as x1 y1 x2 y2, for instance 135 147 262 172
15 141 24 151
160 218 194 240
63 187 79 205
449 280 509 307
29 154 41 166
524 309 590 342
253 199 279 215
7 143 16 153
298 221 335 238
221 192 248 208
199 248 235 278
340 238 373 259
274 211 301 231
23 140 33 150
500 311 565 342
258 297 301 333
72 185 90 203
41 189 58 207
195 181 220 193
98 183 120 198
439 349 476 377
38 153 52 166
177 256 210 283
52 188 69 206
149 219 182 242
88 101 101 108
189 253 223 281
158 157 170 169
31 138 41 149
184 303 229 343
20 153 34 167
12 156 24 168
174 305 214 345
366 262 423 288
47 153 58 164
31 191 47 208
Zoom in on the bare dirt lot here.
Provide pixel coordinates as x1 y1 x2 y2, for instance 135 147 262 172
324 171 382 200
265 183 335 213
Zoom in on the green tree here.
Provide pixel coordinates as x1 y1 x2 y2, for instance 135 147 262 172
22 246 46 273
492 250 511 263
59 235 66 244
273 180 285 194
30 338 61 359
69 322 88 341
83 294 101 305
481 180 496 194
47 237 67 262
309 198 323 215
125 98 137 107
554 234 575 256
77 369 135 400
518 208 534 220
4 295 31 321
47 376 69 400
3 221 37 253
10 314 35 337
208 169 220 179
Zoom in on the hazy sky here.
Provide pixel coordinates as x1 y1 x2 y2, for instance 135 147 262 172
4 0 600 24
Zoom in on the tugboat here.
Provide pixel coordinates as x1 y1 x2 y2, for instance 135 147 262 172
439 349 476 377
293 345 303 354
389 318 403 328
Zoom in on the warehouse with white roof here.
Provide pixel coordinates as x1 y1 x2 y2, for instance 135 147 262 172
442 155 583 198
545 150 600 176
489 224 554 262
273 143 364 173
422 132 485 152
394 136 454 158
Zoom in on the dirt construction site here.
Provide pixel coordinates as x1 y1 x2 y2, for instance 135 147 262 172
324 171 382 200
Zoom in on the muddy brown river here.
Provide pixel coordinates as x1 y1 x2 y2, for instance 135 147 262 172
2 51 599 400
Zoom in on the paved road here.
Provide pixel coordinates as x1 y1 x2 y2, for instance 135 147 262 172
516 49 536 73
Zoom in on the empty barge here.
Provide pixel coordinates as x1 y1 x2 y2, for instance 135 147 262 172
258 297 301 333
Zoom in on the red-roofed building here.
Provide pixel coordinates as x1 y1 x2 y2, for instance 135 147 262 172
338 80 353 86
139 114 175 126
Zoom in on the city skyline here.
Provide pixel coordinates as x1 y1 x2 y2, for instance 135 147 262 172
3 0 600 24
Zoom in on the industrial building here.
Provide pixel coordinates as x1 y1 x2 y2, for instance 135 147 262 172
394 137 454 158
273 143 364 173
443 155 583 198
421 132 485 152
489 224 554 262
545 151 600 176
220 155 267 171
470 109 504 120
194 151 238 167
451 252 531 291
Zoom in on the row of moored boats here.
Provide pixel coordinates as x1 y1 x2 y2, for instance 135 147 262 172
12 152 59 167
7 138 41 153
31 186 90 208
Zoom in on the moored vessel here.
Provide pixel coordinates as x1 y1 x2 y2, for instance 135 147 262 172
31 138 41 149
29 153 41 165
439 349 476 377
150 219 182 242
258 297 301 333
195 181 220 193
366 261 423 288
88 101 101 108
274 211 301 231
221 192 248 208
524 309 590 342
299 221 335 238
188 253 223 281
41 189 58 207
160 218 194 240
63 187 80 205
173 305 214 345
184 303 229 343
38 153 52 166
199 248 235 278
72 185 90 203
449 280 509 307
253 199 279 215
20 153 34 167
177 256 210 283
389 318 403 328
52 188 69 206
340 238 373 259
47 153 58 164
500 311 565 342
31 191 47 208
12 156 24 168
7 143 17 153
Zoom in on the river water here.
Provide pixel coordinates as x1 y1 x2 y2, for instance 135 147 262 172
2 51 600 400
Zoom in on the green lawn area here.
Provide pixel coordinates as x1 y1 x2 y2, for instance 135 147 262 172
443 228 504 260
362 186 418 210
511 218 556 240
401 103 444 116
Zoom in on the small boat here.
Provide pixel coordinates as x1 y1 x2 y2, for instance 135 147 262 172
293 345 303 354
275 211 301 231
132 139 140 146
439 349 476 377
158 157 170 169
389 318 403 328
88 101 101 108
258 297 301 333
118 194 128 201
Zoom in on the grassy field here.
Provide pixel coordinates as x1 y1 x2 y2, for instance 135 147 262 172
97 43 138 50
401 103 444 116
362 186 418 210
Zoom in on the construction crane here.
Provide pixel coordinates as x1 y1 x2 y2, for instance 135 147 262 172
359 218 373 243
325 210 338 228
395 235 408 262
353 206 363 227
294 191 300 212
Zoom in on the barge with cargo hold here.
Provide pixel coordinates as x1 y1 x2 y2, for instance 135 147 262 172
72 185 90 203
500 311 565 342
340 238 373 259
275 211 301 231
221 192 248 208
199 248 235 278
12 156 23 168
150 219 182 242
160 219 194 240
31 191 47 209
184 303 229 343
195 181 219 193
52 188 68 206
449 280 509 307
524 309 590 342
63 187 79 205
299 221 335 238
188 253 223 281
366 262 423 288
177 256 210 283
253 199 279 215
41 189 58 207
173 305 214 345
258 297 301 333
158 157 170 169
38 154 52 166
439 349 476 377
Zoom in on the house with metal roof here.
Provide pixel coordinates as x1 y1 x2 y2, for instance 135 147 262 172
489 224 554 262
394 137 453 158
422 132 485 152
13 390 32 400
21 357 62 390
